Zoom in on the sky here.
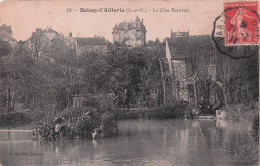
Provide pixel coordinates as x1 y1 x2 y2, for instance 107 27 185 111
0 0 226 42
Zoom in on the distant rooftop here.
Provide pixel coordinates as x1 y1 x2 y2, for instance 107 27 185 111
167 35 214 59
76 36 106 46
113 16 145 31
0 24 12 35
33 27 59 41
171 30 189 38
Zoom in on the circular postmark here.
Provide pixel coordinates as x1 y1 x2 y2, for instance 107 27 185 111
212 3 259 59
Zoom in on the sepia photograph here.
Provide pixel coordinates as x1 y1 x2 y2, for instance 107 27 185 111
0 0 259 165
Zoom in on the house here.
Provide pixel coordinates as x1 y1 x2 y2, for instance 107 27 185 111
75 36 107 56
0 24 17 47
26 27 60 59
166 38 192 102
165 31 217 103
26 28 107 59
112 16 146 47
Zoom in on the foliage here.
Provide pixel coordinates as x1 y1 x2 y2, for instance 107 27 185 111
223 101 259 121
0 39 12 56
113 102 187 120
105 42 165 108
0 34 258 123
33 108 119 140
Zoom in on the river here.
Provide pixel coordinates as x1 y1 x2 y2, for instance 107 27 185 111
0 119 258 166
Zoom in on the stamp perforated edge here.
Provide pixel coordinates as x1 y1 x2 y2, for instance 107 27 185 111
223 1 259 46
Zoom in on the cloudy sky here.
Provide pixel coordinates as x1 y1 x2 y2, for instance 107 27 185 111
0 0 226 42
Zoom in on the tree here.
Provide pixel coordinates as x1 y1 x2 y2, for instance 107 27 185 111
0 39 12 56
0 49 36 112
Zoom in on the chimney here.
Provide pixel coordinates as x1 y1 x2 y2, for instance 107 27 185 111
69 32 72 37
36 28 41 32
141 19 143 23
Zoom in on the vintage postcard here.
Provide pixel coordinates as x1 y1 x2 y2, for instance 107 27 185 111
0 0 259 165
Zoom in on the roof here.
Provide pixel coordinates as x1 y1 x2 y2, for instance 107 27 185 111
117 22 135 30
42 28 59 40
32 28 59 41
76 37 106 46
44 32 58 41
167 35 215 59
136 16 141 22
0 24 12 35
0 31 16 42
171 31 189 38
114 16 145 30
41 28 58 33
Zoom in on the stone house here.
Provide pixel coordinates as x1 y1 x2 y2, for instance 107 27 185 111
26 28 107 60
112 16 146 47
26 27 60 59
74 36 107 56
165 31 217 103
0 24 17 47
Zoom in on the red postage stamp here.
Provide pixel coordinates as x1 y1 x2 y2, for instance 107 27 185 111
224 2 259 46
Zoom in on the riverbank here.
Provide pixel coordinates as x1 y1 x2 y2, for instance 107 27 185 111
223 102 259 122
113 104 186 120
1 101 258 125
0 110 48 126
0 102 188 126
0 112 31 126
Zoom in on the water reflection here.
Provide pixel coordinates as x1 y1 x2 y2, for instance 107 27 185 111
0 119 257 166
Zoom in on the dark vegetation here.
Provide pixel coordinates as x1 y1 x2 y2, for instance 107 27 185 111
0 38 166 116
33 107 119 140
113 102 187 120
0 112 31 126
0 35 258 143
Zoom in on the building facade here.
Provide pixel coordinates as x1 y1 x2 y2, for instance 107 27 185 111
75 36 107 56
165 31 218 104
0 24 17 47
112 16 146 47
166 37 192 102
